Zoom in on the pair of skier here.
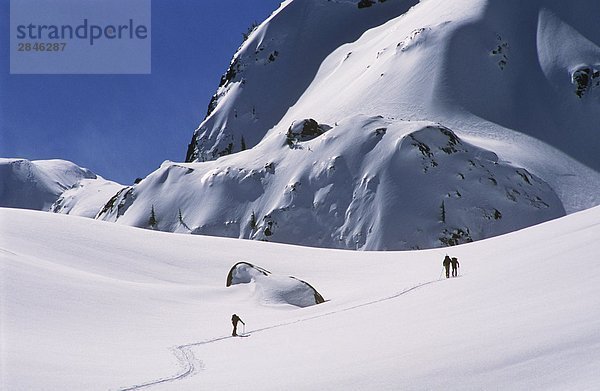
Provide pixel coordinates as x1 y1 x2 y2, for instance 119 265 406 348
442 255 460 278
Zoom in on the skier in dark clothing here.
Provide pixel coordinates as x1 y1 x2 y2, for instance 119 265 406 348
231 314 245 336
451 257 460 277
443 255 451 278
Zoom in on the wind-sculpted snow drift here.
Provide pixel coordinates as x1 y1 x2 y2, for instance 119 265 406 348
226 261 325 307
98 116 564 250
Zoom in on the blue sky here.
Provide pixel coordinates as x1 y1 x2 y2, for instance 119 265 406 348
0 0 282 184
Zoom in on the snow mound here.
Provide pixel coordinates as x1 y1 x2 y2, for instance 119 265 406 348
226 261 325 307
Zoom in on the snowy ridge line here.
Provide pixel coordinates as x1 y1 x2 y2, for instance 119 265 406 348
117 278 445 390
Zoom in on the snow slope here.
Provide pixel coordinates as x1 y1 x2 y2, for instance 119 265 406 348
0 158 123 217
99 117 565 250
49 177 125 218
1 206 599 390
97 0 600 250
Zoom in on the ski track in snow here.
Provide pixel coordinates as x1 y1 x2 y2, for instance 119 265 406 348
117 277 449 390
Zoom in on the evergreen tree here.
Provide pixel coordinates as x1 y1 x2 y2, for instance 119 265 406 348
440 200 446 223
149 205 157 228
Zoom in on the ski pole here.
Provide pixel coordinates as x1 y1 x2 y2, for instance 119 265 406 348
438 267 444 280
243 323 246 336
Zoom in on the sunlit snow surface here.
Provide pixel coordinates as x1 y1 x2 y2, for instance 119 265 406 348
2 207 599 390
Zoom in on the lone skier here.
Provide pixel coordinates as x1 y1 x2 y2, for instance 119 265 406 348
451 257 460 277
443 255 451 278
231 313 245 336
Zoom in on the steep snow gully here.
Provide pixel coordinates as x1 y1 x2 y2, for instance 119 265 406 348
118 277 446 390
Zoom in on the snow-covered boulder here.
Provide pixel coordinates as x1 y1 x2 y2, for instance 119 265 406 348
226 261 270 286
226 262 325 308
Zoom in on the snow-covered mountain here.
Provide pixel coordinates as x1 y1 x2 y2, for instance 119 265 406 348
0 158 123 217
2 205 599 390
96 0 600 250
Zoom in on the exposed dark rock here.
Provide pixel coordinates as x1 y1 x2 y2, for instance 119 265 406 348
491 35 509 70
357 0 375 8
439 228 473 247
375 127 387 136
572 66 599 98
286 119 330 147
